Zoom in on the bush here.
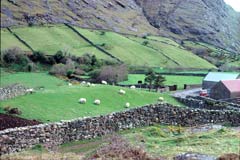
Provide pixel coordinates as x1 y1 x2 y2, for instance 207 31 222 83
89 135 163 160
1 47 31 71
49 63 67 76
31 51 47 63
49 59 75 76
53 51 65 63
2 47 28 64
7 107 22 115
93 64 128 84
142 41 149 46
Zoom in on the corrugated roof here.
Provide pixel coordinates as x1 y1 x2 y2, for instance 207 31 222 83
204 72 240 82
221 79 240 93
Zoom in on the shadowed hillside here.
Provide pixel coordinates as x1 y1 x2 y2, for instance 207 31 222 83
1 0 240 54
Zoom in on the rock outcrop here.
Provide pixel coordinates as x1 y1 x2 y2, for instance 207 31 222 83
135 0 240 53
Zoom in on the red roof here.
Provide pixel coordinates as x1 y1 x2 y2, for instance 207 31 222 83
221 79 240 93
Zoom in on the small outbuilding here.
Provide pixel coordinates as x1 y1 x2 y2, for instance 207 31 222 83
202 72 240 89
210 79 240 100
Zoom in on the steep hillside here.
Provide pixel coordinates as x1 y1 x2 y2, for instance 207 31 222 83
0 24 216 69
0 0 157 35
1 0 240 54
135 0 240 53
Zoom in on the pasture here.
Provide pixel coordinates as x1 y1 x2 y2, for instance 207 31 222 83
119 74 204 90
1 25 216 69
0 72 183 122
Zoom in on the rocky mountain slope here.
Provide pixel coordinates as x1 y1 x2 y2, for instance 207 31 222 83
1 0 240 53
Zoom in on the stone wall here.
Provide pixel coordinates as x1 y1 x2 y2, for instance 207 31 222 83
176 96 240 111
0 84 28 101
1 103 240 155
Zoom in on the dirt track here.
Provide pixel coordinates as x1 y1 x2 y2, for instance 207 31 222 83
0 113 41 131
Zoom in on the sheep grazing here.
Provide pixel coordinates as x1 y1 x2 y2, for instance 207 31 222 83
119 89 126 95
130 85 136 89
26 88 34 94
101 80 108 85
158 97 164 102
81 81 86 85
94 99 101 105
87 82 91 87
68 83 73 86
79 98 87 104
91 83 96 87
125 102 130 108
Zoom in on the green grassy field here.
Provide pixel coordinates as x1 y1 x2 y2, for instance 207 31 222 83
182 41 240 68
10 25 113 60
119 74 203 89
128 36 216 69
0 71 183 122
0 72 66 89
74 27 177 67
1 25 216 69
0 29 31 51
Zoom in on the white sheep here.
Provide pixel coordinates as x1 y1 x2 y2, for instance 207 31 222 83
79 98 87 104
158 97 164 102
68 83 73 86
81 81 86 85
130 85 136 89
125 102 130 108
119 89 126 95
94 99 101 105
101 80 108 85
26 88 34 94
87 82 91 87
91 83 96 87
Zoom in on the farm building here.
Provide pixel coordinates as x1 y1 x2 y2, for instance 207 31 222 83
210 79 240 100
202 72 240 89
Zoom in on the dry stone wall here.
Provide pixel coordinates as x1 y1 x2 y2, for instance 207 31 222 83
177 96 240 111
0 84 28 101
1 103 240 155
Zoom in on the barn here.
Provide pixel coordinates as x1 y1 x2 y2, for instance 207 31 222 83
210 79 240 100
202 72 240 89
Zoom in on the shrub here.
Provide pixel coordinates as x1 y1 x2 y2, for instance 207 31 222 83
53 51 65 63
89 135 163 160
2 47 28 64
94 64 128 84
2 47 31 71
49 59 75 76
142 41 149 46
49 63 67 76
31 51 47 63
7 107 22 115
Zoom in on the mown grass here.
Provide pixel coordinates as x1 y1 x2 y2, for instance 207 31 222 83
119 74 203 89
